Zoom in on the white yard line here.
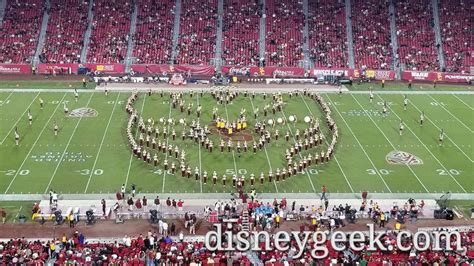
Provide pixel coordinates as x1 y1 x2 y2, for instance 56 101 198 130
452 94 474 111
279 106 317 193
124 94 147 189
0 92 40 144
84 93 121 192
223 99 238 174
161 96 173 193
300 95 355 193
376 94 468 193
4 93 68 194
248 95 279 192
427 95 473 133
351 94 429 193
44 93 95 193
196 94 203 193
409 98 473 163
0 91 14 104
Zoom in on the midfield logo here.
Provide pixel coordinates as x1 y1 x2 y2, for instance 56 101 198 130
68 108 98 117
386 150 423 165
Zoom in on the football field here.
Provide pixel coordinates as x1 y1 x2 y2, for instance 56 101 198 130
0 88 473 195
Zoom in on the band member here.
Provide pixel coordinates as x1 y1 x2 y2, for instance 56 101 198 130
220 140 225 153
439 129 444 146
227 140 232 152
28 109 33 125
195 167 200 181
64 102 69 114
187 166 192 178
14 127 20 145
74 89 79 102
222 175 226 186
285 131 290 142
54 121 59 136
420 111 424 126
250 173 255 186
268 170 273 183
403 95 408 111
39 98 44 109
209 141 213 153
203 171 207 184
148 88 152 97
399 120 404 136
253 142 257 153
275 168 280 182
164 159 168 170
153 154 159 166
212 171 217 185
369 89 374 103
232 175 237 187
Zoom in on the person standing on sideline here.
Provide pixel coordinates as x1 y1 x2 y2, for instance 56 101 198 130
321 185 327 200
121 184 126 199
101 199 106 216
142 196 148 211
380 212 386 228
131 184 136 197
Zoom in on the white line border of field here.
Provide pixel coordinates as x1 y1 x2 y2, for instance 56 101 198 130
351 94 429 193
0 92 40 144
4 93 68 193
451 94 474 111
248 95 279 193
376 94 467 193
124 93 147 190
427 95 473 133
408 96 473 163
84 92 121 192
44 92 95 193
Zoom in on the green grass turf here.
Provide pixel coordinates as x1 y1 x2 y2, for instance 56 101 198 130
0 80 95 89
347 82 472 91
0 90 473 195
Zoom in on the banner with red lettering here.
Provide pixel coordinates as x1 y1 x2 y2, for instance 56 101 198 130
364 69 396 80
37 64 78 74
312 68 353 78
439 73 473 83
0 64 31 74
402 71 472 83
131 64 215 76
222 66 305 77
37 63 125 74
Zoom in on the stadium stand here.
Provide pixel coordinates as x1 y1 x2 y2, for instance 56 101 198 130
221 0 260 66
350 0 392 70
0 0 44 64
307 0 348 68
0 227 471 264
132 0 175 64
438 0 471 73
395 0 439 71
175 0 217 65
86 0 132 64
264 0 304 67
42 0 89 64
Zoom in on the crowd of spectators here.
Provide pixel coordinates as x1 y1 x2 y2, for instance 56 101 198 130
133 0 175 64
308 0 348 68
351 0 392 70
395 0 439 71
2 194 472 265
42 0 89 64
0 0 44 64
439 0 472 73
175 0 217 65
221 0 261 66
265 0 304 67
87 0 132 64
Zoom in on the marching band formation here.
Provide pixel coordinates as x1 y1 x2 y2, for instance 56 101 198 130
125 89 339 189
